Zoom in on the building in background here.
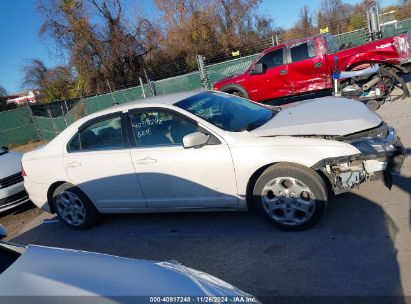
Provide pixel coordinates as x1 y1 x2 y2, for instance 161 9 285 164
6 90 40 105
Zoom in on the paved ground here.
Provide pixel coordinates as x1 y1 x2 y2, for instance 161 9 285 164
1 97 411 300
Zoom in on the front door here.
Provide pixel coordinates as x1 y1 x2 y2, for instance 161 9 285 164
127 108 238 209
64 113 146 211
244 47 293 101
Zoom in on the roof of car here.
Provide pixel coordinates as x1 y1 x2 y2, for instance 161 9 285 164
93 90 204 116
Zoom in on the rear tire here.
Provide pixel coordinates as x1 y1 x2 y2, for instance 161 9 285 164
253 163 328 231
52 183 99 230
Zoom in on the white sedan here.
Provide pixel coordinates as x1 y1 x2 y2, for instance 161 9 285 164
0 225 257 299
22 91 405 231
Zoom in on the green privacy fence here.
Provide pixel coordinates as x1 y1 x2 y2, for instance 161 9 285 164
30 84 153 141
154 72 203 95
206 54 260 86
3 18 411 147
0 107 40 146
333 28 370 49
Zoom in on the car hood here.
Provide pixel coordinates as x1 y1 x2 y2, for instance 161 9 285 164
0 245 253 297
252 97 382 136
0 151 22 179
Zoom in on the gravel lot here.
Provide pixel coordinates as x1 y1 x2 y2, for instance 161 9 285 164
1 96 411 301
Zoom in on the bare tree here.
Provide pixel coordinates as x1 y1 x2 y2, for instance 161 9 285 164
317 0 354 34
0 85 16 112
21 59 77 103
297 5 314 36
0 85 7 97
21 59 48 90
37 0 157 95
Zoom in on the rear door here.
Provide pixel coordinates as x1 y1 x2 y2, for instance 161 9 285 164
285 39 330 94
244 47 292 101
63 113 146 211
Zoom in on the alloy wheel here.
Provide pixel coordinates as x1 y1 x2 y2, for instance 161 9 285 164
55 191 86 226
261 177 316 226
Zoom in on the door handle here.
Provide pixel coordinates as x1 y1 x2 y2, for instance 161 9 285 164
314 62 322 68
67 161 81 168
280 69 288 75
136 157 157 165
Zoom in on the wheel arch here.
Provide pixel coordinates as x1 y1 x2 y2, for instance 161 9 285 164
47 181 67 213
220 84 249 99
47 181 97 214
245 162 330 211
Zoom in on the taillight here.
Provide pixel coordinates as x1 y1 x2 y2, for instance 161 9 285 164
21 164 27 177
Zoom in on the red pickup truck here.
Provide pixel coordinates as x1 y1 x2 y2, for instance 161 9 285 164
213 33 410 108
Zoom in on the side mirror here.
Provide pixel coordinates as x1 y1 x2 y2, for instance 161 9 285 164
1 146 8 152
248 63 266 75
183 132 210 149
0 224 8 239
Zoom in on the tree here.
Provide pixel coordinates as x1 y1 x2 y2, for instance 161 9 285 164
38 0 158 94
0 85 6 97
153 0 272 61
0 85 16 112
316 0 354 34
21 59 77 103
297 5 314 36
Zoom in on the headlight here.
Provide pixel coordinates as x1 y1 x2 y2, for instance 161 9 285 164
386 127 397 145
352 135 396 154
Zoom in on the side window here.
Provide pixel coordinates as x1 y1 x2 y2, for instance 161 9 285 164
256 48 284 69
290 41 316 63
130 110 198 147
68 115 124 152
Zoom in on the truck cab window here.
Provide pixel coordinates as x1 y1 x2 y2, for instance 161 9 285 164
256 48 284 69
290 41 316 62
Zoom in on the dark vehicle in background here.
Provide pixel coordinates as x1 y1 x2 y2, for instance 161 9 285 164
213 33 410 110
0 147 29 213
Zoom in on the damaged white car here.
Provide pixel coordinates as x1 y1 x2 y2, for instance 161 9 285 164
22 91 405 231
0 225 257 299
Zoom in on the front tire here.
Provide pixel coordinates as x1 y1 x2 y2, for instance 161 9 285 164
253 163 328 231
53 183 99 230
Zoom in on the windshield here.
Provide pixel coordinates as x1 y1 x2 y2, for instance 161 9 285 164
175 92 275 132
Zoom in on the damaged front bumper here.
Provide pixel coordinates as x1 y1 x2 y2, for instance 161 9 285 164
312 134 405 194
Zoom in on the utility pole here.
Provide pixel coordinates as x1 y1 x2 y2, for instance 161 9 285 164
367 1 381 40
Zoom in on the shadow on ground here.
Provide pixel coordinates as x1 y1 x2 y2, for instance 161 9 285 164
10 184 405 300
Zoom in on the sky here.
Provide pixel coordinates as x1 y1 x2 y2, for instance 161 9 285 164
0 0 395 93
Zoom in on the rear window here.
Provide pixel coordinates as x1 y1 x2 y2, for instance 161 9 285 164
68 115 124 152
325 34 338 53
290 41 316 62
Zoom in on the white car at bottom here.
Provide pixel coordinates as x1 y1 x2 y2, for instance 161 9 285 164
0 146 29 213
22 91 405 231
0 225 257 299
